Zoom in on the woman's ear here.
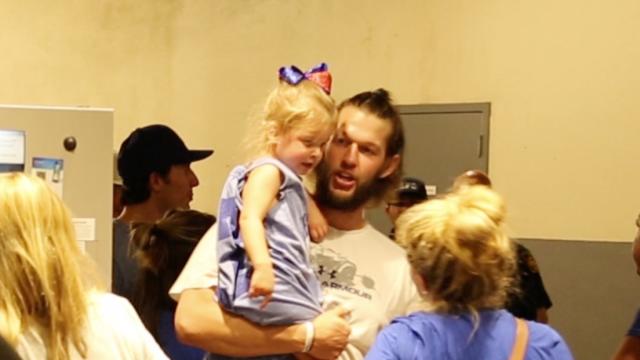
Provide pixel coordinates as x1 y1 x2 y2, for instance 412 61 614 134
411 267 429 296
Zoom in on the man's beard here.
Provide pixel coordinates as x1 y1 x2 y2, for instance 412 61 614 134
315 161 384 211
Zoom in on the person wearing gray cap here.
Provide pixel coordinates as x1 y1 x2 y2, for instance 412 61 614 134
112 124 213 303
385 177 428 240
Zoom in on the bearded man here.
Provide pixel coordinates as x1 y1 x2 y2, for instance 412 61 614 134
171 89 420 360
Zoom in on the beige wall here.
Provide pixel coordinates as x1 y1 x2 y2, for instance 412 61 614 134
1 0 638 241
417 1 640 242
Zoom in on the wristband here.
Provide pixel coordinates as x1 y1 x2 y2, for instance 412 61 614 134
302 321 315 353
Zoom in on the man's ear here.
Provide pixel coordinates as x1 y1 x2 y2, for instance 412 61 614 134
148 172 166 192
379 154 401 179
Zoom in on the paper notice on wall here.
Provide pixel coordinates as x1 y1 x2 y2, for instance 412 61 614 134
77 241 86 253
72 218 96 241
0 129 25 172
31 157 64 198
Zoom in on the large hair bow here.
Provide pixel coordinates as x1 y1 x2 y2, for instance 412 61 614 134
278 63 332 94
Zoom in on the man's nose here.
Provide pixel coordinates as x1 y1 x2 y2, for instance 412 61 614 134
189 168 199 187
341 144 358 167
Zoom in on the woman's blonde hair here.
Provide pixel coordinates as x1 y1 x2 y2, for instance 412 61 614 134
396 185 516 316
245 79 337 158
0 173 89 359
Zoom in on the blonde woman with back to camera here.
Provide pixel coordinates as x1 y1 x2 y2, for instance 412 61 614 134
0 173 167 360
366 186 573 359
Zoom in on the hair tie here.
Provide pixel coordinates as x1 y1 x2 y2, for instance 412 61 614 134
278 63 332 94
146 224 164 248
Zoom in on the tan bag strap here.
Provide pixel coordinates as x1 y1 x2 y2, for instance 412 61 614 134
509 317 529 360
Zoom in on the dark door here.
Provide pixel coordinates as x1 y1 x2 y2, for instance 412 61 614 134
367 103 491 235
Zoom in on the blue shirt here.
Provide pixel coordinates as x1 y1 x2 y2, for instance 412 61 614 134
366 310 573 360
112 218 137 303
158 310 205 360
216 157 322 326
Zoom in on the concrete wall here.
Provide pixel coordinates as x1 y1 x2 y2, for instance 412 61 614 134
2 1 639 357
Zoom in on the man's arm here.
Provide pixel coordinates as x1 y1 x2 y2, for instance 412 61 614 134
175 288 351 359
612 336 640 360
612 309 640 360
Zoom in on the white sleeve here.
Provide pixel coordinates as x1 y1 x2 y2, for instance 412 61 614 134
169 223 220 301
90 293 169 360
338 344 365 360
383 257 422 320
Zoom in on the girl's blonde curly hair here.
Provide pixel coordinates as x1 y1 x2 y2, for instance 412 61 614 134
396 185 516 317
244 79 336 159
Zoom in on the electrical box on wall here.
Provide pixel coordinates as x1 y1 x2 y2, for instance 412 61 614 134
0 105 114 285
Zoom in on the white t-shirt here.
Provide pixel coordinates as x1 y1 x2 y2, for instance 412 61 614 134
15 292 168 360
170 223 420 359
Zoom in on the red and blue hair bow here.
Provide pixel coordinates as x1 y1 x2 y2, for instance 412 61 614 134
278 63 332 94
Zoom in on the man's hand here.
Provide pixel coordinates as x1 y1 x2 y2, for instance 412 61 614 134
250 263 275 308
308 306 351 359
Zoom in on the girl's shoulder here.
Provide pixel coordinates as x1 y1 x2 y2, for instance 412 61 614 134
247 157 301 184
248 157 293 174
367 312 441 359
526 320 574 359
385 311 445 335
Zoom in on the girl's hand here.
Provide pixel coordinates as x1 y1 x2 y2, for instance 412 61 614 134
308 197 328 243
250 263 275 308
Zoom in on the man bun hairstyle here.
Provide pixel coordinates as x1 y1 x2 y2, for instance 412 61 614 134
338 88 405 203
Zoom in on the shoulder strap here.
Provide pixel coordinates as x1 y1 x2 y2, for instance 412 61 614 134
509 317 530 360
246 157 300 187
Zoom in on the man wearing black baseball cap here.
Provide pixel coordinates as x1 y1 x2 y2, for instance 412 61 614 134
112 124 213 300
386 177 428 240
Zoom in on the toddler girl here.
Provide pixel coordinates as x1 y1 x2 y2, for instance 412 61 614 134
217 64 336 336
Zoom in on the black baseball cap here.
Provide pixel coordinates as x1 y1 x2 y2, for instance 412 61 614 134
394 177 428 204
117 124 213 184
